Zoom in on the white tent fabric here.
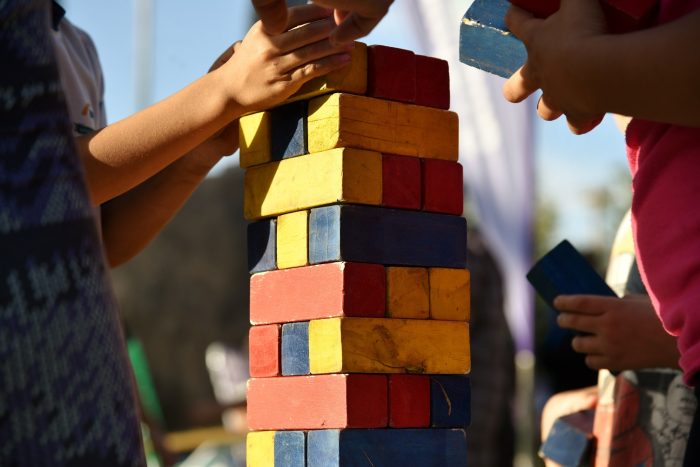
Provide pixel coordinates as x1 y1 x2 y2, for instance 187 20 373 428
405 0 535 350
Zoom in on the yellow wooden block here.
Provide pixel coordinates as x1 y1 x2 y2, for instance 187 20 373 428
429 268 471 321
386 267 429 319
277 210 308 269
308 317 470 374
246 431 275 467
286 42 367 104
239 111 270 168
243 148 382 220
307 93 459 160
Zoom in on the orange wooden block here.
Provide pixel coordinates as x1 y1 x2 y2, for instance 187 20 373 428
249 324 281 377
247 374 388 431
386 267 429 319
429 268 471 321
250 262 386 325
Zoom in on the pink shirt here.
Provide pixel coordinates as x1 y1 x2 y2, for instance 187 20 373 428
627 0 700 385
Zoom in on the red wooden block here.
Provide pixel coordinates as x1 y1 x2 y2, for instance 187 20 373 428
422 159 464 215
509 0 657 31
250 262 386 325
249 324 280 377
367 45 416 104
382 154 421 210
247 374 388 430
389 375 430 428
415 55 450 110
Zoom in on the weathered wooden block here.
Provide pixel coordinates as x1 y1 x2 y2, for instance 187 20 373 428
247 374 388 430
459 0 526 78
429 268 470 321
246 431 305 467
539 410 594 467
239 111 270 169
287 42 368 104
281 322 310 376
416 55 450 110
422 159 464 215
276 210 308 269
308 93 459 161
248 219 276 273
249 262 386 325
382 154 421 210
308 317 470 375
430 375 471 428
308 205 467 268
389 374 430 428
526 239 616 310
367 45 416 103
386 267 429 319
306 429 468 467
243 148 382 220
269 100 307 160
249 324 280 378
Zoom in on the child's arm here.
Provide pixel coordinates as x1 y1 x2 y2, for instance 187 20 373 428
502 0 700 133
77 5 350 206
253 0 393 45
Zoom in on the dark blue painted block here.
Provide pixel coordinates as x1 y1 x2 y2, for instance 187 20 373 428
539 410 594 467
248 219 276 273
459 0 527 78
308 205 467 268
527 239 616 309
270 101 307 160
307 429 467 467
281 321 310 376
430 375 471 428
274 431 305 467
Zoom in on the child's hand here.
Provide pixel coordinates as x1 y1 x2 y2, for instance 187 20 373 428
502 0 608 134
554 294 680 371
220 4 352 113
252 0 392 45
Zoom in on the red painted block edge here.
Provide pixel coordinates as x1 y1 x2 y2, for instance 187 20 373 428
247 374 388 430
382 154 421 210
249 324 281 377
389 375 430 428
416 55 450 110
422 159 464 216
367 45 416 104
250 262 386 325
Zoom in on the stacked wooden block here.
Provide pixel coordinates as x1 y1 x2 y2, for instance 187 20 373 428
241 43 470 467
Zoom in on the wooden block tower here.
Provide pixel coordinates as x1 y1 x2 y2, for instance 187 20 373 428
241 43 470 467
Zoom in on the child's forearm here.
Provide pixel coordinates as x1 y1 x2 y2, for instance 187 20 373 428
100 140 230 267
581 11 700 126
77 68 240 205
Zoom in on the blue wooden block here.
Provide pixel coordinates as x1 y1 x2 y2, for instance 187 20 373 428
308 205 467 268
275 431 305 467
281 321 310 376
430 375 471 428
459 0 527 78
248 219 277 273
539 410 594 467
270 101 307 160
527 239 616 309
307 429 467 467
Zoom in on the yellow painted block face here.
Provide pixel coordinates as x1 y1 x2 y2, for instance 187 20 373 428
386 267 429 319
239 112 270 168
277 210 308 269
309 317 470 375
287 42 367 103
246 431 275 467
243 148 382 220
429 268 470 321
307 93 459 161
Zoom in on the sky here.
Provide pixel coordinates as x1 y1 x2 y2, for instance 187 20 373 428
61 0 630 251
